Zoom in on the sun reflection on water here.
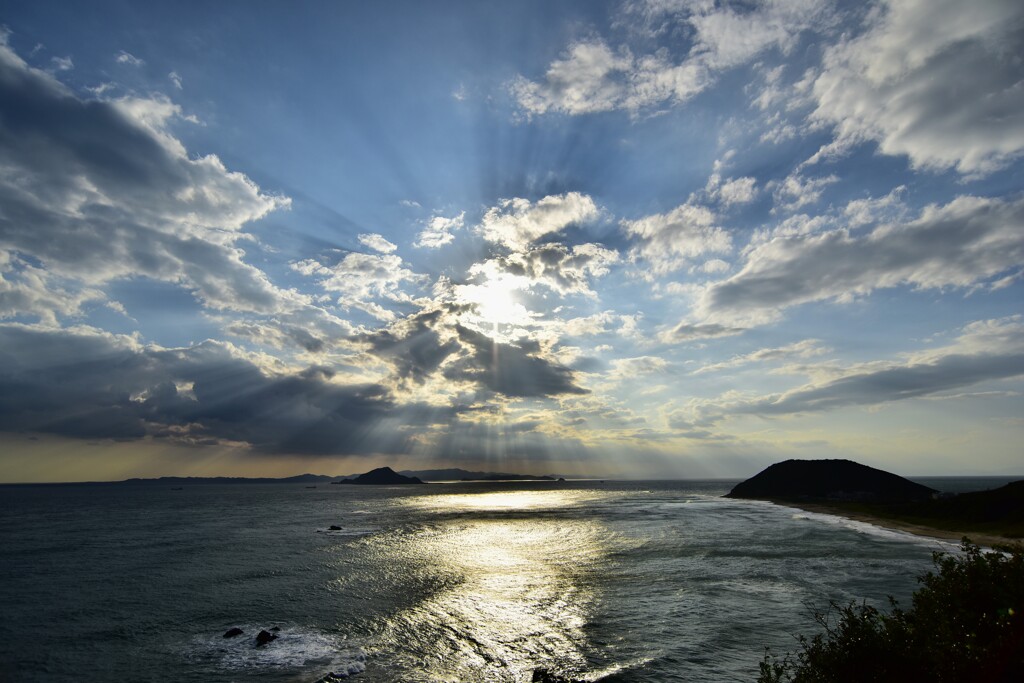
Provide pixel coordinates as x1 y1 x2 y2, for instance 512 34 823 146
364 489 616 681
406 488 607 512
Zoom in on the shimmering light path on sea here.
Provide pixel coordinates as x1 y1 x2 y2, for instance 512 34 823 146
1 480 973 682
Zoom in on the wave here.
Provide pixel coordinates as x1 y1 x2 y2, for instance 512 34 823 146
189 624 366 678
784 508 960 549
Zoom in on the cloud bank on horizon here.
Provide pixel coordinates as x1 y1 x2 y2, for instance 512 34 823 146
0 0 1022 480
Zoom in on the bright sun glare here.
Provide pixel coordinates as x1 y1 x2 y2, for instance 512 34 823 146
461 275 533 328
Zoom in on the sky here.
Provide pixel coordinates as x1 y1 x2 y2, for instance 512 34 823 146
0 0 1022 482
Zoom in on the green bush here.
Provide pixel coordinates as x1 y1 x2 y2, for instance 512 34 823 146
759 540 1024 683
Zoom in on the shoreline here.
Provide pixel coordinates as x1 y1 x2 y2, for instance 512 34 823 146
765 499 1018 549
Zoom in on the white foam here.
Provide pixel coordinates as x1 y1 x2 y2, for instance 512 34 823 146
586 655 657 680
191 625 365 676
785 507 959 550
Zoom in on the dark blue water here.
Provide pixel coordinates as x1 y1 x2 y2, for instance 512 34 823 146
0 478 1008 682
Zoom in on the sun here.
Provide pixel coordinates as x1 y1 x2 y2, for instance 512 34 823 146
458 274 533 328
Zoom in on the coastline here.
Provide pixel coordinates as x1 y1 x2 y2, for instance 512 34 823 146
765 499 1019 549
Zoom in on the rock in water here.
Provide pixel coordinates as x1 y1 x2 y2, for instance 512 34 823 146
222 627 243 638
329 525 342 531
255 629 277 647
315 673 351 682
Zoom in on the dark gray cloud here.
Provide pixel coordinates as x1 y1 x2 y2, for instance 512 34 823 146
0 39 295 318
358 307 462 384
737 354 1024 417
355 302 589 399
445 325 588 397
475 242 618 296
0 324 452 455
668 322 745 341
689 318 1024 424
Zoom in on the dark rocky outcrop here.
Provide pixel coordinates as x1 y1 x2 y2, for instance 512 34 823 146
725 459 936 503
255 629 277 647
334 467 423 486
328 525 342 531
222 627 244 638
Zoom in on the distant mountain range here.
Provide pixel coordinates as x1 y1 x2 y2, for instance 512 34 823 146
20 467 580 486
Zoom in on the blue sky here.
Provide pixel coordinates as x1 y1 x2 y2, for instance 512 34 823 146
1 0 1022 481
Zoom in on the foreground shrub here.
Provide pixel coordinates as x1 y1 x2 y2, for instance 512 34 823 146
759 540 1023 683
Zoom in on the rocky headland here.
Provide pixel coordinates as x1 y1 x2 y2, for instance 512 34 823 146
727 459 1023 545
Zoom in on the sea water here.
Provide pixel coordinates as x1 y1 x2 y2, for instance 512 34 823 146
0 478 1010 682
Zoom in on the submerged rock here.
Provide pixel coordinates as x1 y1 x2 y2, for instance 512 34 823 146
255 629 277 647
222 627 244 638
329 525 343 531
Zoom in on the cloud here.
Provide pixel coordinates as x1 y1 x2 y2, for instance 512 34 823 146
665 322 745 342
0 39 300 319
693 339 828 374
115 51 144 66
358 233 398 254
808 0 1024 174
357 306 463 385
712 176 758 206
512 0 832 116
0 323 441 455
291 251 424 321
510 39 707 116
770 172 838 212
356 298 590 399
477 193 599 250
415 212 463 248
608 355 670 380
842 185 907 227
471 242 619 297
685 0 833 69
50 56 73 71
444 325 588 397
695 195 1024 328
168 71 182 89
0 251 106 324
694 317 1024 422
623 201 731 274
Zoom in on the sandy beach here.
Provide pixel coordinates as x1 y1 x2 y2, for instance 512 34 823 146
766 499 1020 550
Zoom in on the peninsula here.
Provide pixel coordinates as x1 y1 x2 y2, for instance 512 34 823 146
728 459 1023 545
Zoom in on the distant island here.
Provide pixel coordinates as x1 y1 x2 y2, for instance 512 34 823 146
332 467 423 486
728 459 1024 543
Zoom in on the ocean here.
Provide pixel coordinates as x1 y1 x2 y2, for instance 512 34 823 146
0 478 1013 682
